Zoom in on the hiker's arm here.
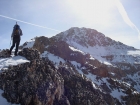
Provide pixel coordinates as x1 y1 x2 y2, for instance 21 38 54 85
11 30 14 38
20 29 23 36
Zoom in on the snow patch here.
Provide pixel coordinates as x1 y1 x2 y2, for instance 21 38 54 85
103 61 112 66
69 46 85 54
23 39 35 48
127 50 140 55
109 72 115 76
41 51 65 66
0 56 30 71
110 89 126 102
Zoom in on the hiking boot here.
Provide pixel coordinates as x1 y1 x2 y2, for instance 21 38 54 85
14 52 18 56
8 51 11 55
14 53 18 56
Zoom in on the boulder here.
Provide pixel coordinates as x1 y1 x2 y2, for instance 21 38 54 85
18 48 40 61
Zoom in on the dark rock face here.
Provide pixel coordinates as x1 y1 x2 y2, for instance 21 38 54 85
47 41 87 65
33 36 50 53
0 49 10 58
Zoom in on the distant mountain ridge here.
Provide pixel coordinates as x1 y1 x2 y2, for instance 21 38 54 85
19 27 140 105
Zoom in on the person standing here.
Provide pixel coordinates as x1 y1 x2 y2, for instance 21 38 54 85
9 22 23 56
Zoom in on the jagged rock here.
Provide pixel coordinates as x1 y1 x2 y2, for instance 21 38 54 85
0 58 70 105
0 49 10 58
18 48 40 61
33 36 50 53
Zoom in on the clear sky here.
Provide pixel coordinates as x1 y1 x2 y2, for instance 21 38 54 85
0 0 140 49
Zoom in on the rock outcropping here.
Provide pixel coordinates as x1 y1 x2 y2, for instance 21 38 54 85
0 49 11 58
18 48 40 61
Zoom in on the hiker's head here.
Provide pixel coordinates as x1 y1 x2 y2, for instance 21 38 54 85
14 24 20 29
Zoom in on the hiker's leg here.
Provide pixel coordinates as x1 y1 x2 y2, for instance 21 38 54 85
10 39 16 53
15 39 20 55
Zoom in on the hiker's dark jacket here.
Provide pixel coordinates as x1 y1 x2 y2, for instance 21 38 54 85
11 26 23 40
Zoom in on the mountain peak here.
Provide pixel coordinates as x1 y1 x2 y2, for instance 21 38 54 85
55 27 135 50
62 27 99 38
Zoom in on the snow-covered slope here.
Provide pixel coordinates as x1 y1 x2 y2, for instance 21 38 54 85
54 27 140 67
40 48 140 104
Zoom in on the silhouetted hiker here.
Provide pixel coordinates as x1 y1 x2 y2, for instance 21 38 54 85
9 22 23 56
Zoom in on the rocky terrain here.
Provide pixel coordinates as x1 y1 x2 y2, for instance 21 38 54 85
0 27 140 105
1 48 140 105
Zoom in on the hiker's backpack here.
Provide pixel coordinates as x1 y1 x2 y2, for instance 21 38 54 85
13 25 20 36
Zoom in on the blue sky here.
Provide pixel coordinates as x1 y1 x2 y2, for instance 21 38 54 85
0 0 140 49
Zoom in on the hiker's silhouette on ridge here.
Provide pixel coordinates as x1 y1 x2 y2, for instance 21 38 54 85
9 22 23 56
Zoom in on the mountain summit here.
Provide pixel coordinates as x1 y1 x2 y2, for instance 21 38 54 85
55 27 135 49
